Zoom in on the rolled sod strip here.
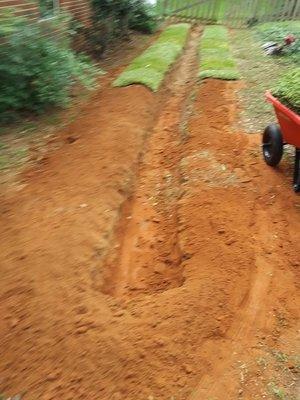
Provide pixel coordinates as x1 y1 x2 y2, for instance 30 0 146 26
113 23 191 91
199 25 239 80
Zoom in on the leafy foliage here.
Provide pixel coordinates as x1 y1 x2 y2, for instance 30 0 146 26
129 1 157 34
272 68 300 114
87 0 157 58
113 23 190 91
199 26 239 80
0 9 100 123
91 0 157 38
255 21 300 64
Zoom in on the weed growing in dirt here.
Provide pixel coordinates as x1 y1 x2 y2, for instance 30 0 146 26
0 145 28 170
257 356 268 368
267 382 288 399
113 23 190 91
271 350 289 364
198 26 239 80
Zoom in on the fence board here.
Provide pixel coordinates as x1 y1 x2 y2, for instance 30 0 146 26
157 0 300 26
293 0 300 18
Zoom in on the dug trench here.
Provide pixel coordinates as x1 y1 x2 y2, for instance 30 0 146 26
100 28 202 298
0 27 299 400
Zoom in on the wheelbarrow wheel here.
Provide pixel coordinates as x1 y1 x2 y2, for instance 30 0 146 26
262 124 283 166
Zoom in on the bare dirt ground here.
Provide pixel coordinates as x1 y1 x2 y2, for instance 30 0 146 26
0 28 299 400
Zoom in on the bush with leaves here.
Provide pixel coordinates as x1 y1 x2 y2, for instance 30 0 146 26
91 0 157 46
272 68 300 114
129 1 157 34
0 10 100 123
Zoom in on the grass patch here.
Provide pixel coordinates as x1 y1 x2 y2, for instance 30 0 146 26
267 382 288 399
113 23 190 91
231 29 294 132
0 145 28 170
255 21 300 64
198 26 239 80
272 68 300 115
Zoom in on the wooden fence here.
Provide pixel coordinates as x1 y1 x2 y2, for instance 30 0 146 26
157 0 300 27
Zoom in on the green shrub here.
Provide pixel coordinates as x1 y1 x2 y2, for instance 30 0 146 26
0 10 100 123
272 67 300 114
129 1 157 34
91 0 157 40
91 0 132 39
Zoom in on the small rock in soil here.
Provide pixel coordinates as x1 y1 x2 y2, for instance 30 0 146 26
241 178 252 184
289 258 299 267
74 305 88 315
9 318 20 328
154 262 166 274
66 136 78 144
182 364 193 374
130 282 147 291
76 326 88 334
111 392 122 400
152 217 160 223
154 338 165 347
46 371 60 381
138 350 146 359
125 371 136 380
176 377 186 387
181 252 192 261
225 238 236 246
113 310 125 317
288 362 296 370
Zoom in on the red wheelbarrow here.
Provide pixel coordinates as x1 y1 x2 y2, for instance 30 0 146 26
262 91 300 193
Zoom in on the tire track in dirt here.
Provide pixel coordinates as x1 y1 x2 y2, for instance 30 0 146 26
189 207 277 399
101 28 202 298
180 80 300 400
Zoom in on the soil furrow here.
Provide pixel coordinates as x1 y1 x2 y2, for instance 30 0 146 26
101 28 202 298
180 80 299 400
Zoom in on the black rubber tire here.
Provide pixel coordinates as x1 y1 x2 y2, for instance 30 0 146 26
262 124 283 166
293 184 300 193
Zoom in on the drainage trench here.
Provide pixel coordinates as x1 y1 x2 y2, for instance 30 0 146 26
101 28 202 298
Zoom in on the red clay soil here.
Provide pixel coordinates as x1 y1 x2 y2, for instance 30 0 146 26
0 30 299 400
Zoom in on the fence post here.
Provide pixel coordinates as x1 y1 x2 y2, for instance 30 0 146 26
292 0 300 19
285 0 296 19
162 0 168 16
252 0 260 21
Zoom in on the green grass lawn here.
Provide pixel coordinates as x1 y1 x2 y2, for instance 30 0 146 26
113 23 190 91
255 21 300 64
231 28 294 132
198 26 239 80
